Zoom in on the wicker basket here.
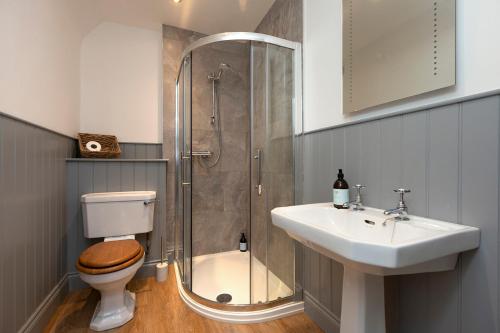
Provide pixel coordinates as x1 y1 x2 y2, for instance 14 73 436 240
77 133 121 158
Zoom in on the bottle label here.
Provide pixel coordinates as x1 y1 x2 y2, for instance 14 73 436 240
240 242 247 251
333 189 349 206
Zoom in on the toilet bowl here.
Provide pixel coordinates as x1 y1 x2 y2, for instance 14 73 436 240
78 191 156 331
77 239 145 331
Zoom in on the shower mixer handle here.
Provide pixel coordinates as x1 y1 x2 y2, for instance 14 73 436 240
254 149 263 196
180 152 191 187
210 72 219 125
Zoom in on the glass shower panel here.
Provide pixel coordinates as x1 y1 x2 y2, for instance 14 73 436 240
250 43 295 303
188 40 252 303
250 41 268 304
178 55 193 289
175 57 185 279
265 44 295 301
175 34 300 307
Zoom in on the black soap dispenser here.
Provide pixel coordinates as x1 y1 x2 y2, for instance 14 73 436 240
333 169 349 209
239 233 248 252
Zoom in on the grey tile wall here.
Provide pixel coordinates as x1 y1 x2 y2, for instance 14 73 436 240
0 114 76 332
301 95 500 333
66 158 168 279
162 25 204 262
255 0 303 42
162 24 204 164
163 25 252 257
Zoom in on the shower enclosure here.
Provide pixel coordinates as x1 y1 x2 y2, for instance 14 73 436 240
174 32 302 312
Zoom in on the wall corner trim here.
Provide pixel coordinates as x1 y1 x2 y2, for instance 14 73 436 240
304 88 500 135
18 274 69 333
0 109 76 140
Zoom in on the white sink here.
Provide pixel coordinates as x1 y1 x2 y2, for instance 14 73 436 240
271 203 480 333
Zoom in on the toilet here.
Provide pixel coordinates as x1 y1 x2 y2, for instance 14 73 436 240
77 191 156 331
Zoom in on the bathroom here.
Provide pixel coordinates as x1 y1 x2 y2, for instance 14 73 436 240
0 0 498 332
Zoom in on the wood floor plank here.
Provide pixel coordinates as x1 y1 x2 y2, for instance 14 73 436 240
44 266 324 333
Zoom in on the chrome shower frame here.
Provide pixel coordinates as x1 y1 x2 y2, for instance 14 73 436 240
174 32 303 309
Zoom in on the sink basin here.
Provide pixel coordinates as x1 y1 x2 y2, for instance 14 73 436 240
272 203 480 275
271 203 480 333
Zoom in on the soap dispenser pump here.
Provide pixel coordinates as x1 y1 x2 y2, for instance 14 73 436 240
333 169 349 209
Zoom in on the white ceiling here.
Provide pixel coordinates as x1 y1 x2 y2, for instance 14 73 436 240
76 0 276 35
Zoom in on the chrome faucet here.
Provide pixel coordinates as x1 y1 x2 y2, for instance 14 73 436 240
384 188 411 220
343 184 366 211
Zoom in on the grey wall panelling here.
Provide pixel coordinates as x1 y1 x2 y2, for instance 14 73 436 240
300 94 500 333
0 114 76 332
66 158 168 286
119 143 162 159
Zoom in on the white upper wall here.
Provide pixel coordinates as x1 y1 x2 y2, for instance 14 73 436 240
80 22 163 143
0 0 274 140
0 0 84 137
303 0 500 132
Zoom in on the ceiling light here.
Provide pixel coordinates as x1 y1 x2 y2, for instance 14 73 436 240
173 0 182 3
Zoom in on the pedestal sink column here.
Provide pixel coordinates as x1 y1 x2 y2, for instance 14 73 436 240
340 267 385 333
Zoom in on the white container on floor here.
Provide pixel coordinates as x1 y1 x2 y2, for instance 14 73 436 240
156 262 168 282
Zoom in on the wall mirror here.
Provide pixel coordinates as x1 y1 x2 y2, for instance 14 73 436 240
343 0 456 113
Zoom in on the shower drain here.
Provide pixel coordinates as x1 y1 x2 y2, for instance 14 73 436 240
216 293 232 304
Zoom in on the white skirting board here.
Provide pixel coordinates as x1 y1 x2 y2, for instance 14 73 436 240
304 291 341 333
18 274 69 333
174 262 305 324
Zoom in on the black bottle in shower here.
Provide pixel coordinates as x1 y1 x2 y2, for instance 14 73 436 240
239 233 248 252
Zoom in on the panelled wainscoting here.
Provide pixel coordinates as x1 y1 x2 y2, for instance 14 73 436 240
0 113 165 332
0 113 76 333
118 143 163 160
300 94 500 333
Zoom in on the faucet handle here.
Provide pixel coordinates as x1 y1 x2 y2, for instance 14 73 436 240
352 185 366 206
353 184 366 198
347 185 366 210
394 188 410 208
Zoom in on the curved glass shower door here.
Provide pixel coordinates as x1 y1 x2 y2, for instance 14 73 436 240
250 42 296 304
175 33 302 307
175 55 193 289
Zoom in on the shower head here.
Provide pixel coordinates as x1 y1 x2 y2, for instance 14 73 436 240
218 63 232 71
219 63 240 76
208 63 239 81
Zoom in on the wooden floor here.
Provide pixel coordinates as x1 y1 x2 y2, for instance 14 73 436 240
45 266 324 333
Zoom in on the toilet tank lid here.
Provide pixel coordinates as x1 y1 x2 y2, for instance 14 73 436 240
81 191 156 203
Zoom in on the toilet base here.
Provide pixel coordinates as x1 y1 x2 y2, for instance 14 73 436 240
90 290 136 331
78 254 144 331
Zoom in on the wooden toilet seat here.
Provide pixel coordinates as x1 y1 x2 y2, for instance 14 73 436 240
77 239 144 275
